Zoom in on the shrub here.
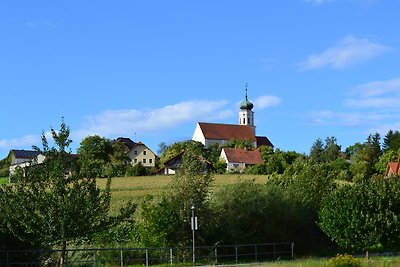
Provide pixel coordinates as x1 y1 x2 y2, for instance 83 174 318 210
328 254 361 267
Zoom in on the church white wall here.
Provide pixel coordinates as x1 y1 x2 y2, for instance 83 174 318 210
192 123 206 145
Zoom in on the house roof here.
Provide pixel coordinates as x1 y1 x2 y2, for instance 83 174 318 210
116 137 137 150
10 149 40 159
386 161 400 176
256 136 274 148
198 122 257 142
222 148 263 165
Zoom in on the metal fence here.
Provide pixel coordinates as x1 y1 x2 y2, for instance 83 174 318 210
0 242 294 266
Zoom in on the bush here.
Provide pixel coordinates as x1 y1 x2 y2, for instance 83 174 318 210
328 254 361 267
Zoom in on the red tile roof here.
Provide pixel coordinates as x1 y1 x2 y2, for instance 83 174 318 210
386 161 400 176
222 148 263 165
198 122 256 142
256 136 274 147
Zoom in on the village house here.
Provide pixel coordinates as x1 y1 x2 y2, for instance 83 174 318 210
220 147 263 172
8 149 45 177
116 137 158 168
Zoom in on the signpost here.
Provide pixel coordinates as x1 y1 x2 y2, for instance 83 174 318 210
191 204 198 264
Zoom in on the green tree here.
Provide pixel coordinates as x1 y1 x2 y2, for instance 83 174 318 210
310 138 324 163
138 150 213 247
77 135 113 177
159 140 206 164
104 140 130 177
224 138 254 150
375 150 398 174
383 130 400 153
323 136 341 162
0 121 114 266
349 134 382 182
319 178 400 258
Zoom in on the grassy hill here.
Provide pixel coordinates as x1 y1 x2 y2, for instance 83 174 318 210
97 174 268 212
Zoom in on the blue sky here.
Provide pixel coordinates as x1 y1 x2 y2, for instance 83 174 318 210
1 0 400 158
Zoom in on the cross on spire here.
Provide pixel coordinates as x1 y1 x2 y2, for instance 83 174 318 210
245 83 248 100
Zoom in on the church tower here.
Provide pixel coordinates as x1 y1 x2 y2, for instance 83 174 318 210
239 83 256 134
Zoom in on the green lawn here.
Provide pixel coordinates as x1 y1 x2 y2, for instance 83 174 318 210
0 177 8 184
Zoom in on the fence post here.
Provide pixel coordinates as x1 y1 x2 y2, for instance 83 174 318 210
291 243 294 258
255 244 257 262
273 243 276 260
120 249 124 267
93 250 97 267
146 249 149 267
214 247 218 264
170 248 173 265
235 246 238 264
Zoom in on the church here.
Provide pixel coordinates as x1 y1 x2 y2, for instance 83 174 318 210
192 86 273 172
192 86 273 149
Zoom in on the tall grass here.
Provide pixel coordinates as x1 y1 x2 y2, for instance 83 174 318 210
97 174 268 212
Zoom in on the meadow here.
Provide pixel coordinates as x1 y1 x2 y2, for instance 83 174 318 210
97 174 268 212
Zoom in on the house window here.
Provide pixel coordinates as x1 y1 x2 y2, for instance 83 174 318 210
149 159 152 164
143 151 147 155
233 163 239 168
134 159 137 163
134 151 138 155
143 159 146 163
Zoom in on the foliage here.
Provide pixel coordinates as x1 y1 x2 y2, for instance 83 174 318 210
375 150 398 174
248 147 303 175
0 121 116 266
104 140 131 177
77 135 113 177
328 254 361 267
310 138 324 163
347 134 382 182
319 177 400 255
383 129 400 153
138 150 214 247
224 138 255 150
310 137 341 163
0 156 10 178
126 162 149 176
159 140 207 164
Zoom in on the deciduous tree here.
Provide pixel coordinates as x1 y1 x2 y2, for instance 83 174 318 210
0 121 114 266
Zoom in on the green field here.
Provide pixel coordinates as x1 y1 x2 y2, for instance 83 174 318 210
97 174 268 212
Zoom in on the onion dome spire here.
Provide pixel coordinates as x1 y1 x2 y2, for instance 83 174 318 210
240 83 254 110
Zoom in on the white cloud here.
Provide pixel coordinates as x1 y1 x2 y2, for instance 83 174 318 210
309 110 388 126
253 95 282 110
304 0 333 5
346 77 400 108
298 35 389 70
74 99 232 139
0 134 41 150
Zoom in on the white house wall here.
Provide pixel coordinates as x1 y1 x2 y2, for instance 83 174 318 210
192 123 206 146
